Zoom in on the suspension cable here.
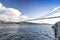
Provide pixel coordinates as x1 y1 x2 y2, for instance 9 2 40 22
24 16 60 21
22 10 60 22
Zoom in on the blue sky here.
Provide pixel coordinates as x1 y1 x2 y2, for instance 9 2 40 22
0 0 60 19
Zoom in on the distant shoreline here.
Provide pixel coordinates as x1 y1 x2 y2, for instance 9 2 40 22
0 20 52 25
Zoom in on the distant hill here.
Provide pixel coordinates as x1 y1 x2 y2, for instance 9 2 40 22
0 20 5 24
0 20 52 25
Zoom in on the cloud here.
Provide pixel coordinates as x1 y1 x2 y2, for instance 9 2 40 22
0 3 28 22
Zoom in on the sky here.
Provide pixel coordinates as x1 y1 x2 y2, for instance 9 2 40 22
0 0 60 24
0 0 60 19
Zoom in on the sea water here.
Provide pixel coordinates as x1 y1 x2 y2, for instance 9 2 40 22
0 23 55 40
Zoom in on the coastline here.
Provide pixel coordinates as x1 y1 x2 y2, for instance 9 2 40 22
0 20 52 25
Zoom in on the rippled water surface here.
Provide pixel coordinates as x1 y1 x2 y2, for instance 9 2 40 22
0 23 55 40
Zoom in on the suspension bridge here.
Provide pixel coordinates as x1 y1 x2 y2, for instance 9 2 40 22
23 8 60 24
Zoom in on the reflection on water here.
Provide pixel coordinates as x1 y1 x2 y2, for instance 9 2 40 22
0 23 55 40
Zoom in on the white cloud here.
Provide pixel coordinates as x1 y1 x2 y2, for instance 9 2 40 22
20 15 28 21
0 3 28 22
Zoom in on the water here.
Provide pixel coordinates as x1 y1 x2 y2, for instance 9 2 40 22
0 23 55 40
